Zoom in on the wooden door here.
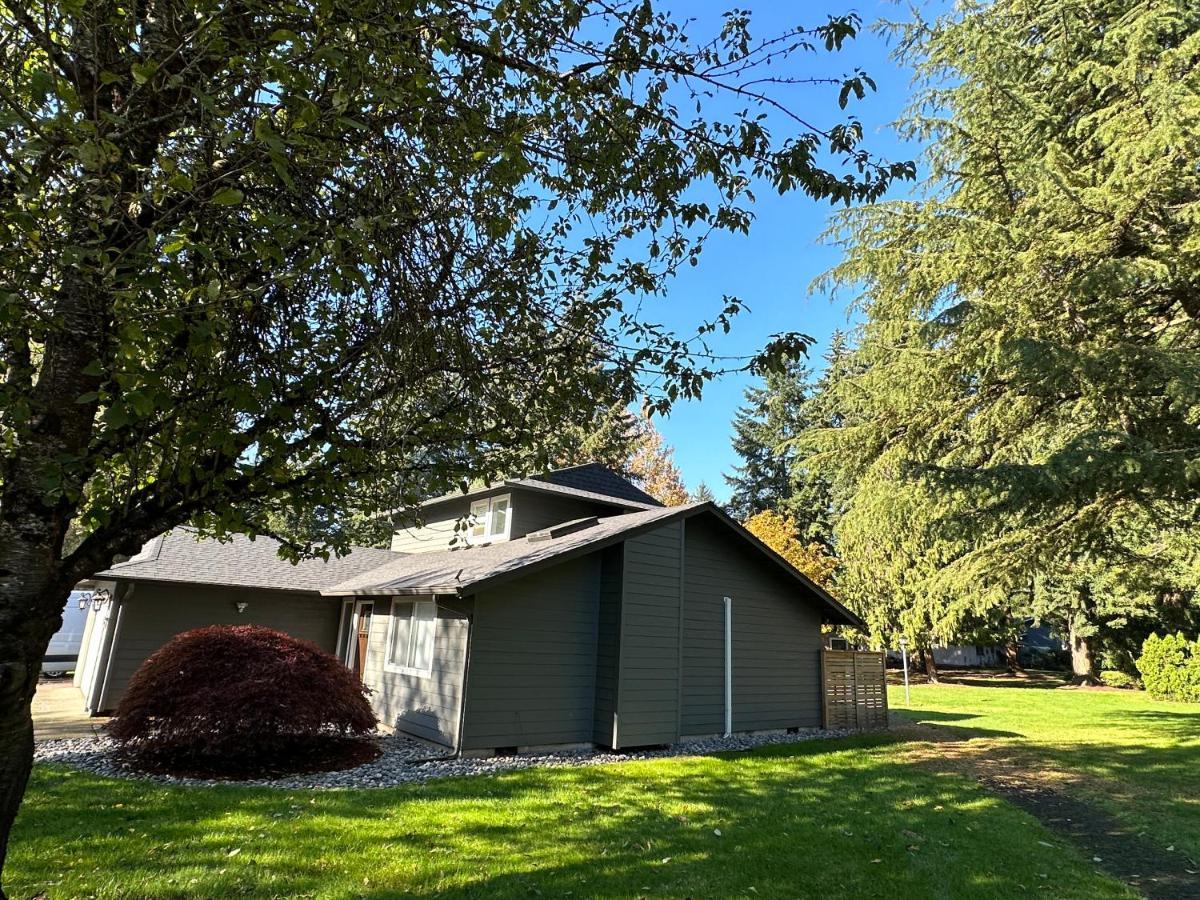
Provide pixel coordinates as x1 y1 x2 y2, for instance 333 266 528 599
352 603 373 678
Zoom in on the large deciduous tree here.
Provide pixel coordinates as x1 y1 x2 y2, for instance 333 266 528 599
814 0 1200 679
0 1 907 885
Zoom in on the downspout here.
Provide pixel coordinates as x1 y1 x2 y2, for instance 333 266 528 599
723 595 732 737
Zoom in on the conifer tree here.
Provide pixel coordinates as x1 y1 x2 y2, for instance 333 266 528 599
817 0 1200 679
724 357 835 546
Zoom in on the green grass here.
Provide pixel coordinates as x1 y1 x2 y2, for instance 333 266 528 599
891 680 1200 861
9 734 1130 899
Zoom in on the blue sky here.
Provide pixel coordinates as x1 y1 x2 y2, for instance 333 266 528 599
642 2 933 499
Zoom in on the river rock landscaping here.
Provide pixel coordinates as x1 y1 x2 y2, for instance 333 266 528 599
34 726 853 789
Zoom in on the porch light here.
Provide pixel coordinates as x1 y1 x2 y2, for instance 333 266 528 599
235 601 249 614
78 588 111 611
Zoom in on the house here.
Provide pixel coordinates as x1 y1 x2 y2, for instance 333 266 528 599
78 463 864 755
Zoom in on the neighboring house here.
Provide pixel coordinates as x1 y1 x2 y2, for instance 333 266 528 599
883 625 1070 670
886 645 1003 668
79 463 864 755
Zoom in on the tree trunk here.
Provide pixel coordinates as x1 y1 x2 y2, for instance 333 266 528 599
919 647 940 683
0 527 74 900
1004 639 1024 675
1069 625 1099 685
0 666 36 900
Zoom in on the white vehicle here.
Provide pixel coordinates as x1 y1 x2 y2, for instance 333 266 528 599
42 591 90 675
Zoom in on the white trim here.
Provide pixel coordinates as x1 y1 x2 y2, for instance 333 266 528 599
345 600 374 670
335 599 354 668
723 595 733 737
468 493 512 543
384 597 437 677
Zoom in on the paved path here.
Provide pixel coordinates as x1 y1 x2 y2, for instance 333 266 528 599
32 678 107 742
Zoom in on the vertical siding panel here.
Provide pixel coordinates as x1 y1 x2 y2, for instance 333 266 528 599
592 544 623 747
460 555 602 751
98 582 341 710
680 516 824 735
614 523 682 747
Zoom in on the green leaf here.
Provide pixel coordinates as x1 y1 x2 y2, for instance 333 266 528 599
131 62 158 85
212 188 244 206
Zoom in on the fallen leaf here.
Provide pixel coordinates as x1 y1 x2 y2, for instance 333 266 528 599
227 848 241 858
714 828 722 837
870 859 882 864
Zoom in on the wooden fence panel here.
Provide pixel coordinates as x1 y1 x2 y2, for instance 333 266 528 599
821 650 888 730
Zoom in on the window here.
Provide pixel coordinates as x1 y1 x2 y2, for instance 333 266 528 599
385 598 436 676
468 494 511 542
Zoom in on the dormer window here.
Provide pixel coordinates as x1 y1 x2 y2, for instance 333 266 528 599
469 494 511 542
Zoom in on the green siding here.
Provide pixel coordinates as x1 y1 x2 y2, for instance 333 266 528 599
681 516 823 735
362 598 471 746
390 490 612 553
460 555 601 750
592 544 623 747
98 582 340 711
614 522 683 747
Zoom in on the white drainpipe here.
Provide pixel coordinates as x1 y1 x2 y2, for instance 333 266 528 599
723 596 733 737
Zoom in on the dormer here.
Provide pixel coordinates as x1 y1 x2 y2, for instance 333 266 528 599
390 464 661 554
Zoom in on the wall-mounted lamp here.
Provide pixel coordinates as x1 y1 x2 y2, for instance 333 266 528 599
77 588 111 611
235 601 249 614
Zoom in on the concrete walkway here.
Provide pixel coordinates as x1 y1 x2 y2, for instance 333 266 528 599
32 678 107 742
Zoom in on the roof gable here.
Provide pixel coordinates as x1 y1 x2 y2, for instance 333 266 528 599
329 503 864 629
414 464 661 514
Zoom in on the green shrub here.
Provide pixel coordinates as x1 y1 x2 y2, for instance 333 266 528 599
1136 633 1200 703
1099 669 1140 690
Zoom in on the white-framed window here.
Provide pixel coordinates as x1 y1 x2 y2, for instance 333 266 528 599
468 494 511 542
384 598 437 676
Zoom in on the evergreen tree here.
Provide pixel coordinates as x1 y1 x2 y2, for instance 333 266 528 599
723 357 835 546
690 481 716 504
724 367 800 522
817 0 1200 679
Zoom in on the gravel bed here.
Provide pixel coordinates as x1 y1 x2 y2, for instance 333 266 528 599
34 727 856 790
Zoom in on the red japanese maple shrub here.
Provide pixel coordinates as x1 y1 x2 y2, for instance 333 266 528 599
107 625 378 777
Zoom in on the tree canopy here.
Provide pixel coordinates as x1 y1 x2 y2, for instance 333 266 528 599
0 3 908 884
809 0 1200 676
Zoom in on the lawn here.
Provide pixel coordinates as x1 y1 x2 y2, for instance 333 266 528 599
8 733 1130 899
891 678 1200 862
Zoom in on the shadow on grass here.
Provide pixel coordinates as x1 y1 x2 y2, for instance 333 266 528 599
888 709 1025 741
11 731 1127 900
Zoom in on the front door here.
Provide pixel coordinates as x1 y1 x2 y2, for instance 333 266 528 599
353 603 373 677
337 600 374 678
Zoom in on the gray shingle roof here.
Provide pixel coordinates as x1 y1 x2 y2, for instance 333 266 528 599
326 505 687 596
95 529 401 593
92 506 865 630
529 463 662 507
416 465 660 513
324 502 866 630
